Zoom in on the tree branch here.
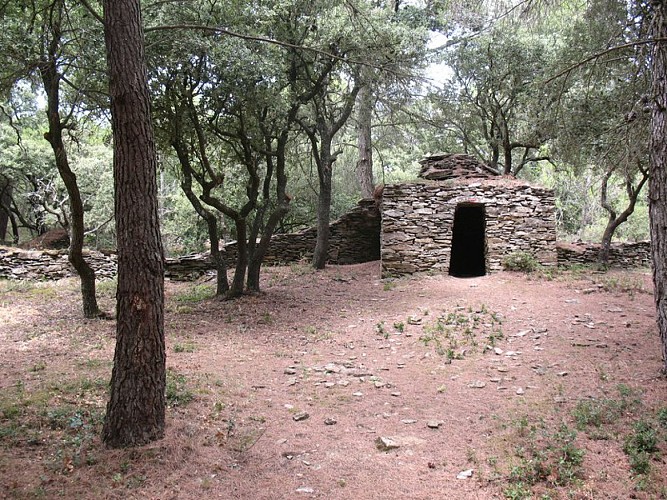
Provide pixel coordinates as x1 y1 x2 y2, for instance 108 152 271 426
545 38 667 84
144 23 414 78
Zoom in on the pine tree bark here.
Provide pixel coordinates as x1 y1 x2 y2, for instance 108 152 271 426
650 0 667 374
102 0 166 447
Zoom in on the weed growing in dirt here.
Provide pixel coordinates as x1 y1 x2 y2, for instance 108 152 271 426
288 260 313 276
96 278 117 298
175 284 215 303
657 406 667 428
571 385 667 492
29 361 47 372
166 368 194 407
0 280 61 301
596 275 647 296
419 306 502 360
259 312 274 325
375 321 387 338
623 420 659 475
503 419 585 498
0 372 107 476
572 384 642 433
304 325 332 341
174 342 196 353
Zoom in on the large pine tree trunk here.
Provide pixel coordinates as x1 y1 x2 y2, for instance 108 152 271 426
650 1 667 374
102 0 166 448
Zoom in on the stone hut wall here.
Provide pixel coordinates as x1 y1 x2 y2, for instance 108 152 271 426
381 179 557 276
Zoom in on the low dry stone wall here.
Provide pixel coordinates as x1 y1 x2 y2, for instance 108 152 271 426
0 200 381 281
381 179 557 276
556 241 651 268
0 247 118 281
229 198 380 266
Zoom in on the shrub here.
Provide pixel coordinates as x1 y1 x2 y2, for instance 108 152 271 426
503 252 539 272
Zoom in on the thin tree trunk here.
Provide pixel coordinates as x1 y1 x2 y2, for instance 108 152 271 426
38 1 99 318
598 168 649 266
355 82 375 199
650 0 667 374
313 162 332 270
172 141 229 296
247 201 290 292
0 180 11 241
102 0 166 448
229 218 247 297
9 211 19 244
209 223 229 296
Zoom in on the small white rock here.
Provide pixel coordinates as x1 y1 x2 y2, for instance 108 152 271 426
457 469 474 479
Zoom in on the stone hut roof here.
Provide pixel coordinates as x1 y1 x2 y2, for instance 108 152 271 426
418 153 499 181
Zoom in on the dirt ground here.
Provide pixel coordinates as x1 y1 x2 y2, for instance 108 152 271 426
1 261 666 499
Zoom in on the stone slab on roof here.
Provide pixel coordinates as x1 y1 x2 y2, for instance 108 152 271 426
418 153 499 181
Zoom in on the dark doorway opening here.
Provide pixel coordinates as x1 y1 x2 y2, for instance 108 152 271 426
449 203 486 277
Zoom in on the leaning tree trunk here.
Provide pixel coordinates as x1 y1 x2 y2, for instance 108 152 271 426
0 180 11 241
650 0 667 374
247 201 290 292
173 146 229 296
38 3 100 319
355 82 375 199
102 0 166 448
598 168 649 266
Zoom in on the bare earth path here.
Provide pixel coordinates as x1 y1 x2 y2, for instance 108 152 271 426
0 262 666 499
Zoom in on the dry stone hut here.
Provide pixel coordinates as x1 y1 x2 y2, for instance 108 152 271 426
380 153 557 277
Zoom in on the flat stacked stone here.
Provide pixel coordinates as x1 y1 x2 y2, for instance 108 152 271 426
0 199 382 281
556 241 651 267
418 153 499 181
